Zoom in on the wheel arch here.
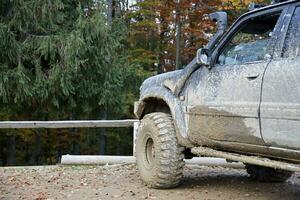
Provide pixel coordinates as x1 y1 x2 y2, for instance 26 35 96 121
134 92 193 147
136 97 171 119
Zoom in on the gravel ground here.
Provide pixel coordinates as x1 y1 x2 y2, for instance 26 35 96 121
1 164 300 200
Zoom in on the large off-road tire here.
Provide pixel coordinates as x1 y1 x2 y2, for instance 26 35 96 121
245 164 293 182
136 112 185 189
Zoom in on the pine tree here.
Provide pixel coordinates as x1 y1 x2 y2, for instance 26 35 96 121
0 0 130 165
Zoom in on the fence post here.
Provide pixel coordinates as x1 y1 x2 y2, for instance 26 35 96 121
133 121 140 156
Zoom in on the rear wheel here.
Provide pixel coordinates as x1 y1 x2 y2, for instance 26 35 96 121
245 164 293 182
136 112 184 189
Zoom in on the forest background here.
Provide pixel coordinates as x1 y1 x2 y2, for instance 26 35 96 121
0 0 269 166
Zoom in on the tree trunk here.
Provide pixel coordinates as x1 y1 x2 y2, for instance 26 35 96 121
56 129 62 163
116 134 122 155
7 134 16 166
125 0 129 11
70 114 80 155
29 130 42 165
72 130 80 155
99 108 107 155
158 17 166 74
175 0 182 70
0 137 6 166
103 0 115 155
107 0 114 25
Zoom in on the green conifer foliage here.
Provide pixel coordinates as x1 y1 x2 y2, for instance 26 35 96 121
0 0 129 117
0 0 132 165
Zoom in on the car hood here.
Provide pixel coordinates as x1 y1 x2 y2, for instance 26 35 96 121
140 70 183 96
140 57 200 97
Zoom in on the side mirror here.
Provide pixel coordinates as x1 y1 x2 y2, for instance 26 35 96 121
197 48 210 66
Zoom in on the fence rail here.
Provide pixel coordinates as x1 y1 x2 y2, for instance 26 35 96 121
0 120 138 129
0 119 241 167
0 119 140 158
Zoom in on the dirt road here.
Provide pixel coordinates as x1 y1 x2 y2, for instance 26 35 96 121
1 164 300 200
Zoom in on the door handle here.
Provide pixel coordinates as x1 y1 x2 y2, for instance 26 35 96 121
245 72 260 80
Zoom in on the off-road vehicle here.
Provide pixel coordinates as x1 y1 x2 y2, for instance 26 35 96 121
134 0 300 188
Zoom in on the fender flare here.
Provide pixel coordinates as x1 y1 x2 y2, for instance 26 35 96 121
134 86 193 147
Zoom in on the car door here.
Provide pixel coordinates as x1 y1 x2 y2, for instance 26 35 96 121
186 6 287 146
261 4 300 150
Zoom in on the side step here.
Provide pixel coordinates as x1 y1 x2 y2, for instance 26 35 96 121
191 147 300 173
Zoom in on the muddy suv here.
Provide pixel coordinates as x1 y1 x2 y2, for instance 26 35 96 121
134 0 300 189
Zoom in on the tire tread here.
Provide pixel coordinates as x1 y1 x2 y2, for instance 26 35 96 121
137 112 184 189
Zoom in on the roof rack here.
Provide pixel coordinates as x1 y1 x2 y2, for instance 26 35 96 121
271 0 290 4
248 3 267 11
248 0 291 11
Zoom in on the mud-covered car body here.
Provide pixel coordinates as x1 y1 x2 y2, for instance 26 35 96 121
135 0 300 163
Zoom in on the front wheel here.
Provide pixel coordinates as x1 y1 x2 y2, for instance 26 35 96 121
136 112 185 189
245 164 293 182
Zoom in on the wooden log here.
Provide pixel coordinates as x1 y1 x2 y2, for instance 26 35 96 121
61 155 244 168
0 120 139 129
61 155 136 165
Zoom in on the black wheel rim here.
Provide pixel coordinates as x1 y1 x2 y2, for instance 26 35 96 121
145 136 155 168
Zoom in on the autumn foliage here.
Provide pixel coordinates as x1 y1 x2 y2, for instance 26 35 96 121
128 0 269 72
0 0 269 166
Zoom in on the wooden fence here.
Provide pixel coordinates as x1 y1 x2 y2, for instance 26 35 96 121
0 120 243 168
0 120 138 129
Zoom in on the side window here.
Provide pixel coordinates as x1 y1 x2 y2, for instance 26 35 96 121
283 7 300 58
217 13 281 66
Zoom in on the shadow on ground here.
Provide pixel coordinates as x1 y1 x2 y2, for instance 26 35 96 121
176 166 300 200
